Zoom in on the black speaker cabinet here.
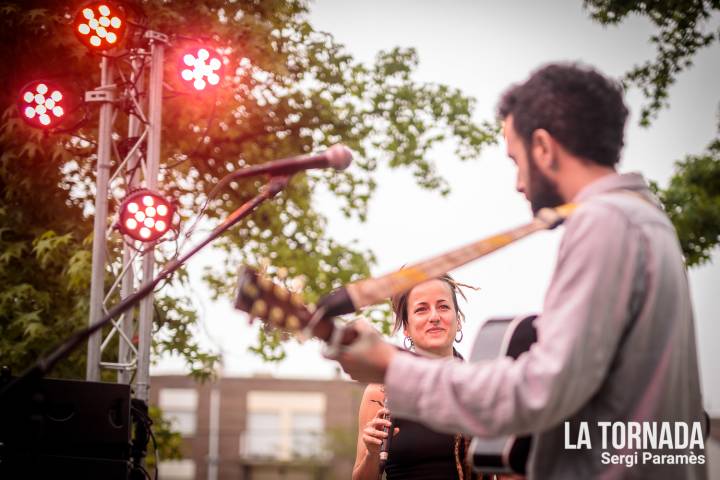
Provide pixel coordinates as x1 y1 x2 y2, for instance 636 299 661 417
0 376 132 479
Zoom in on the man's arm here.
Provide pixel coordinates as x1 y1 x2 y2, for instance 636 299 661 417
383 202 645 437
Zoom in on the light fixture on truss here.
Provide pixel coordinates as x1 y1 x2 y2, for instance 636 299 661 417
117 189 175 242
73 2 127 51
178 46 224 91
17 80 69 129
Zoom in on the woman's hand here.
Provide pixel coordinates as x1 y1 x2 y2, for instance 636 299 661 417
361 407 398 454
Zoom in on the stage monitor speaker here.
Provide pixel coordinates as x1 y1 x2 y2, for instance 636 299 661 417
0 376 132 479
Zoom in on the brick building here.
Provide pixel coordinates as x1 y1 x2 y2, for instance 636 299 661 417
150 374 365 480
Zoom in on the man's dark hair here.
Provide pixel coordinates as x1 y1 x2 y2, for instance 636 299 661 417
497 62 629 167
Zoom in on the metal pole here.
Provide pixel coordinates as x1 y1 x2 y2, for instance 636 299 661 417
136 36 165 402
208 384 221 480
86 56 115 381
118 56 145 384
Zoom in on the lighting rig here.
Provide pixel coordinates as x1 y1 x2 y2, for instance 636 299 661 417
16 1 229 394
7 2 237 476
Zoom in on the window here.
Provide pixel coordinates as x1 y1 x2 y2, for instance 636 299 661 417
158 459 195 480
246 411 282 458
291 412 324 458
159 388 198 436
244 391 326 461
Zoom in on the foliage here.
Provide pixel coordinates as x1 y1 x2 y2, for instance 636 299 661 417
652 140 720 266
145 405 184 470
324 425 359 462
584 0 720 126
0 0 495 379
584 0 720 265
0 119 93 378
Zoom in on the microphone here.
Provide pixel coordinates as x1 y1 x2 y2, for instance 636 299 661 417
208 145 352 203
239 144 352 177
378 414 395 476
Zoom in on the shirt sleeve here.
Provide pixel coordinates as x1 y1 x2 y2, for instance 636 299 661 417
384 201 645 437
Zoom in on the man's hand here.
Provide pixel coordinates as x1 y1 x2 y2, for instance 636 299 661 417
330 318 398 383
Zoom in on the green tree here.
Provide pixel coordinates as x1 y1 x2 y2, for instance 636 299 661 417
584 0 720 266
145 405 184 470
0 0 496 378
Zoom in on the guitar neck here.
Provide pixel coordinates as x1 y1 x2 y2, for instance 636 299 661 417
346 214 556 310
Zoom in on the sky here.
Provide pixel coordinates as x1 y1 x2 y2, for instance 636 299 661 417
153 1 720 415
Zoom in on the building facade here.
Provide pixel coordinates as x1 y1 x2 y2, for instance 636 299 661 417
150 374 365 480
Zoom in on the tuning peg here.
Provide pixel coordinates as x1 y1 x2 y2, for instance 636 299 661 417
242 281 259 300
259 257 271 274
273 284 290 302
251 300 267 318
269 306 285 326
258 276 273 292
290 293 304 309
286 314 300 331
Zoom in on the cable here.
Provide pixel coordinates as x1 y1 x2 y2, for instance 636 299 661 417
131 402 158 480
149 419 160 480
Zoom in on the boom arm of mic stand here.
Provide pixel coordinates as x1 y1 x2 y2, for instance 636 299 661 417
0 175 290 400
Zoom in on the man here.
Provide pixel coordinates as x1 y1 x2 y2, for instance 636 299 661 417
335 63 707 479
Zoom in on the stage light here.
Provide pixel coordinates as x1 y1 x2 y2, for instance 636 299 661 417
177 46 224 92
73 2 126 51
17 81 67 129
117 189 174 242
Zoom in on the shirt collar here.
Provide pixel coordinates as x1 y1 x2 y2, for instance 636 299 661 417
573 172 649 203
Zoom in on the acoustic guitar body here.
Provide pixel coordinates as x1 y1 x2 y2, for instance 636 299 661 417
467 314 537 476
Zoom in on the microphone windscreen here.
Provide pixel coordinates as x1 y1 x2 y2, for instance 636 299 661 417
325 144 353 171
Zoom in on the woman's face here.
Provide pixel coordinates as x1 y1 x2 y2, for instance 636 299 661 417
403 279 459 356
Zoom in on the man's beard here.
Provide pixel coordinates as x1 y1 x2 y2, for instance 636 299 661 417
527 150 565 215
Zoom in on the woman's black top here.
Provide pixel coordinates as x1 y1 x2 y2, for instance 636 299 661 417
383 416 461 479
382 348 469 479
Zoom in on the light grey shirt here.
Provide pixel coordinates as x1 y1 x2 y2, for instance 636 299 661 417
385 173 707 479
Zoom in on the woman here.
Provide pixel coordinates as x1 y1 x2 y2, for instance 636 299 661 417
352 274 476 480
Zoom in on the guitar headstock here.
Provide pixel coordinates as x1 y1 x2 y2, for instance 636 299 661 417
234 267 313 333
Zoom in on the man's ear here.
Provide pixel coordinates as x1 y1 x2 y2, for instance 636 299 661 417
531 129 558 173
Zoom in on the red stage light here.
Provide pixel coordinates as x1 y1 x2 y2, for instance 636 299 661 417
18 81 67 129
73 2 126 51
117 190 174 242
177 46 224 91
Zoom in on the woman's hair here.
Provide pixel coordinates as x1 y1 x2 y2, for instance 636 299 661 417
390 273 474 334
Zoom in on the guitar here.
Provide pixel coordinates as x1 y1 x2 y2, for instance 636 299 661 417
467 314 538 476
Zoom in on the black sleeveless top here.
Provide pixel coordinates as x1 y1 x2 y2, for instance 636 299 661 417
384 417 461 479
384 348 470 479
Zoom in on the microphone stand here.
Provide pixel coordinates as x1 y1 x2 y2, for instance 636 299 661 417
0 175 290 400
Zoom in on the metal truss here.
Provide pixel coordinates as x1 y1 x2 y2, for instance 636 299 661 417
85 31 169 403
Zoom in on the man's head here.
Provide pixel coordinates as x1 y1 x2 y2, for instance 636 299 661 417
497 63 629 213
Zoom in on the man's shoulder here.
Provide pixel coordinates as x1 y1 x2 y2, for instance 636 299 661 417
569 190 670 231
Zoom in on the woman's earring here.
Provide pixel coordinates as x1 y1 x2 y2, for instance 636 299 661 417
455 329 464 343
403 336 414 350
